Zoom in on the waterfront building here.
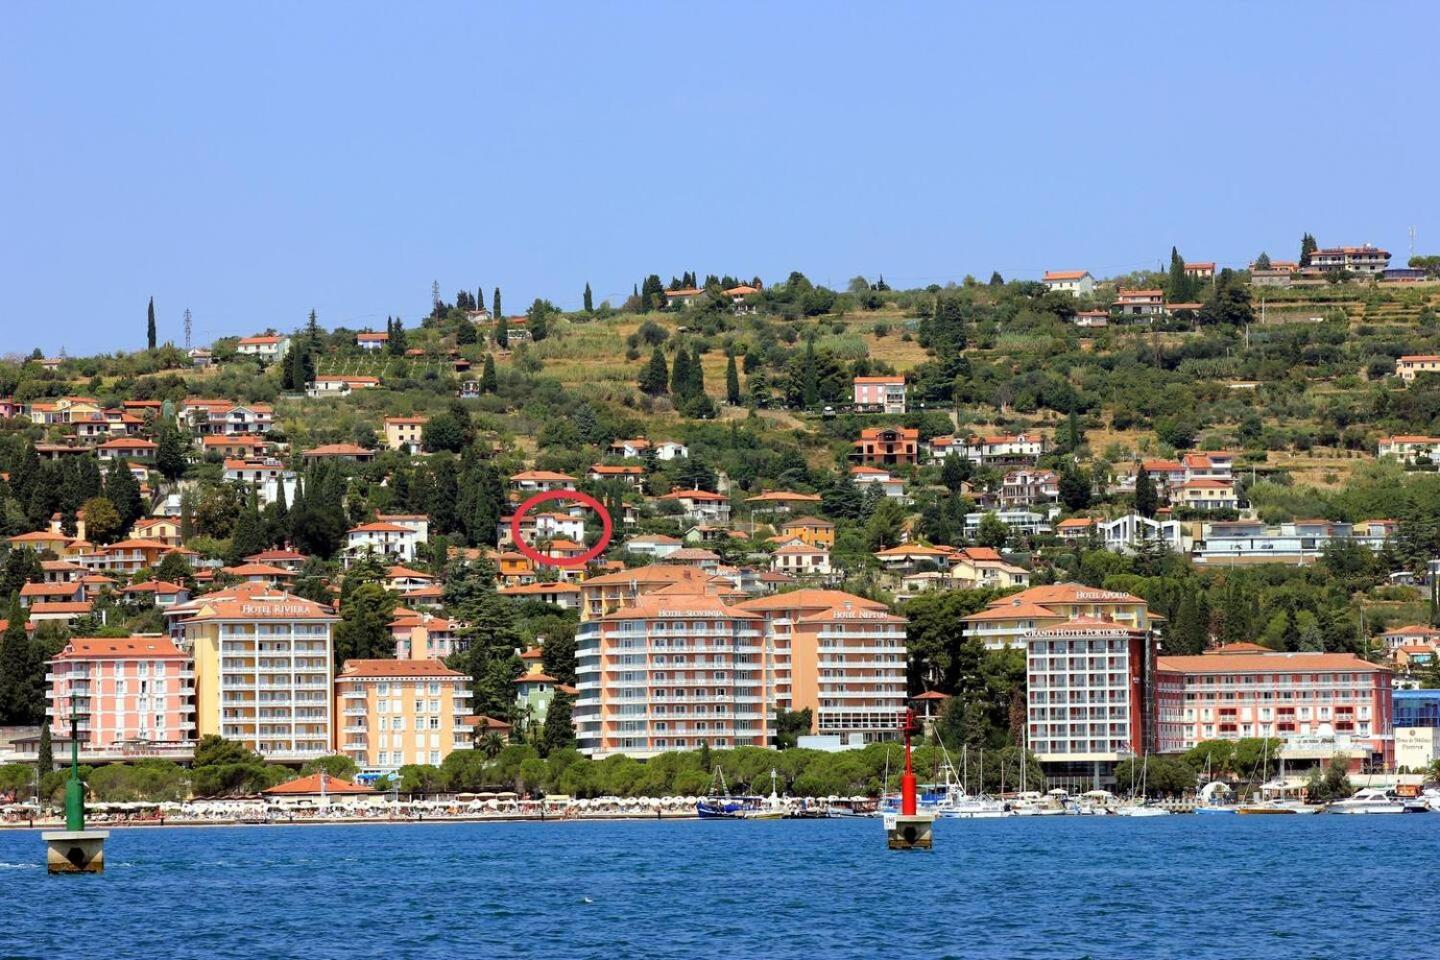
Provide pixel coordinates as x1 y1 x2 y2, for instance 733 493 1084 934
180 585 337 762
335 655 471 773
735 590 907 747
45 636 195 759
1025 618 1150 790
1154 649 1393 768
962 583 1154 650
574 591 771 758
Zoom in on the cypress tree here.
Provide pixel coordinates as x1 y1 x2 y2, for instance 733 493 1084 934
670 348 691 398
37 722 53 772
640 347 669 395
104 457 143 533
481 354 498 394
725 353 741 404
495 315 509 349
801 337 819 408
583 282 594 313
492 287 502 323
146 296 157 350
687 347 705 398
1134 468 1157 518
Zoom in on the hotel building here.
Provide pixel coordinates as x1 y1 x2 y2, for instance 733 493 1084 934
574 590 770 757
335 656 472 772
45 636 195 758
961 583 1154 650
1025 618 1150 789
179 586 338 762
1154 649 1392 768
736 590 907 746
574 580 909 757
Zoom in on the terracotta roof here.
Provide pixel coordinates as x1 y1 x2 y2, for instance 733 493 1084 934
1043 270 1090 281
350 522 414 534
1381 625 1440 637
1158 652 1390 674
735 590 887 613
510 470 577 482
338 658 463 679
853 376 906 384
659 488 728 501
56 636 185 658
123 580 187 594
221 562 294 577
600 592 759 622
304 443 374 456
579 564 712 587
181 591 336 623
745 491 822 503
515 672 558 684
1207 642 1273 654
262 773 376 796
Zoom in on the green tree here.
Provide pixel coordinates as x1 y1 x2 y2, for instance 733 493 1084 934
1299 233 1318 268
154 419 189 482
480 354 497 394
37 722 52 773
228 493 266 563
495 314 509 349
147 296 157 350
725 353 741 405
541 692 576 754
301 754 360 780
334 581 397 664
105 458 143 533
639 346 669 395
1059 462 1091 511
80 496 122 545
976 511 1009 549
583 282 594 313
1135 468 1158 518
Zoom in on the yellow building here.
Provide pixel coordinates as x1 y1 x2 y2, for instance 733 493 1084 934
178 584 337 762
960 582 1154 650
335 655 472 772
778 516 836 548
383 416 428 452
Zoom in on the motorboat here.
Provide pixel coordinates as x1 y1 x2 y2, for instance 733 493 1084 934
1326 788 1406 814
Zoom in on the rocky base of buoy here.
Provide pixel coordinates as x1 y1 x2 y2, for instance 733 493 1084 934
41 830 109 873
884 812 934 851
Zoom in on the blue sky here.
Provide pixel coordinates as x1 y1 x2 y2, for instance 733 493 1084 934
3 2 1437 352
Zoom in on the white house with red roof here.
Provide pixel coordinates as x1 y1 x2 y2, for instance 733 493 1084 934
1042 270 1095 296
509 470 577 494
345 521 420 565
657 487 731 524
852 375 907 414
356 330 389 351
1378 435 1440 463
235 334 291 361
849 465 907 500
771 538 831 577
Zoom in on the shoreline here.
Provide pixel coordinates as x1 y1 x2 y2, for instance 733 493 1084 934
0 811 708 832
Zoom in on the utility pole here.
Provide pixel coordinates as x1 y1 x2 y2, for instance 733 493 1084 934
183 308 192 350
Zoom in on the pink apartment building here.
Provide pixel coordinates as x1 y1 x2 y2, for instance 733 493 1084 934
1155 649 1392 767
46 635 195 753
852 376 907 414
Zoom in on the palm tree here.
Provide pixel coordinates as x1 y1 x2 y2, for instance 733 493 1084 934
481 733 505 759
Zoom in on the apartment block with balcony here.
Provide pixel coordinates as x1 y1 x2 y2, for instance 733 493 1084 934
574 592 771 758
1025 619 1150 790
180 586 338 762
1154 649 1392 769
335 657 472 772
45 636 196 759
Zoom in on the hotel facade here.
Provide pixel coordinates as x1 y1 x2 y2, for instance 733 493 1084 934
573 572 909 758
45 636 196 759
179 587 338 761
335 657 472 772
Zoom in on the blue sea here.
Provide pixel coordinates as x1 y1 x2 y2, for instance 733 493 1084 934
0 816 1430 959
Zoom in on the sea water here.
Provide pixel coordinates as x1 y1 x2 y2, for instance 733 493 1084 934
0 816 1429 959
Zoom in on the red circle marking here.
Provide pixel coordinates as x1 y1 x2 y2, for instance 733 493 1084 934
510 490 613 569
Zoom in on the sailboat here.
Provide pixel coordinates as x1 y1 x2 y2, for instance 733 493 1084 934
696 766 761 819
937 744 1009 818
1114 752 1171 817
